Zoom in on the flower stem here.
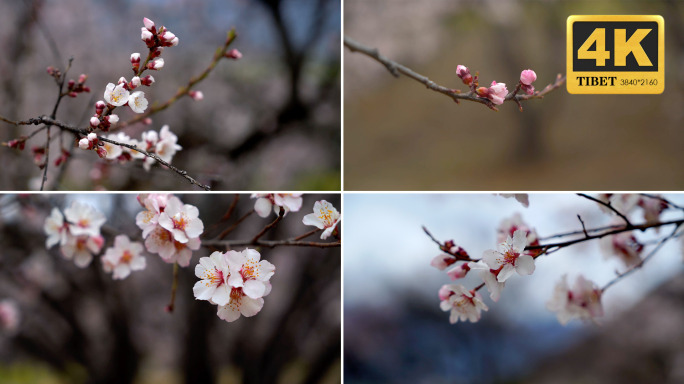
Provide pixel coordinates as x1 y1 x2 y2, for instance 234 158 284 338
165 262 179 313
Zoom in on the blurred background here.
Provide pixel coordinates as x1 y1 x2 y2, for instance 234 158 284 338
344 193 684 383
0 193 341 384
0 0 340 191
344 0 684 190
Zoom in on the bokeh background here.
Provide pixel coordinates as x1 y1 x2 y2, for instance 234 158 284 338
344 193 684 383
344 0 684 190
0 0 340 191
0 193 341 384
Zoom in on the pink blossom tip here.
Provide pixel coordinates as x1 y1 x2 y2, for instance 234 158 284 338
520 69 537 86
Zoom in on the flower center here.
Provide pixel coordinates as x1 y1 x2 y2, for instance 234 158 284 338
317 207 334 226
503 249 518 264
78 218 90 228
121 250 133 263
210 268 224 287
172 214 187 230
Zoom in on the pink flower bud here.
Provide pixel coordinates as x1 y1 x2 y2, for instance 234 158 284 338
79 138 90 150
87 132 98 142
141 75 155 86
150 47 163 58
67 79 75 89
520 69 537 86
46 66 55 75
147 58 164 70
96 146 108 159
169 37 179 46
189 90 204 101
130 53 141 63
225 49 242 60
447 264 471 280
487 81 508 105
141 28 154 41
7 139 26 150
106 114 119 124
143 17 155 31
131 77 141 88
142 118 152 125
162 31 175 42
83 86 91 93
78 74 87 84
68 92 78 98
90 116 101 128
456 65 473 85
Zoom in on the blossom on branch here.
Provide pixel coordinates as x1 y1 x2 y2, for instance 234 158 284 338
64 201 106 238
600 230 643 267
104 83 130 107
128 91 148 113
158 197 204 243
102 235 146 280
193 252 232 306
519 69 537 95
468 260 505 302
252 194 303 218
439 284 488 324
225 249 275 299
482 229 535 282
302 200 341 239
547 274 603 325
456 64 472 86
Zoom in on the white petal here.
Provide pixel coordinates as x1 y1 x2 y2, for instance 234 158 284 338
511 229 528 252
515 255 535 275
243 280 266 299
482 250 502 269
185 219 204 239
254 198 272 218
193 281 215 301
302 213 324 229
239 296 264 317
217 305 241 322
212 285 231 306
497 264 516 282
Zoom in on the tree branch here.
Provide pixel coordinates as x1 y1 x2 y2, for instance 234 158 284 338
344 36 565 111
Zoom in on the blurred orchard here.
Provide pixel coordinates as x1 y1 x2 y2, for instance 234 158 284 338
0 0 340 190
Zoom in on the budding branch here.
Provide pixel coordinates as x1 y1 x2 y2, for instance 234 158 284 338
344 36 565 111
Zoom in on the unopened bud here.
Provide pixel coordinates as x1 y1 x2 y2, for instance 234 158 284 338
225 49 242 60
96 146 108 159
143 17 155 31
141 75 155 86
131 76 141 88
78 74 88 84
68 92 78 98
67 79 75 89
147 58 164 70
79 137 90 150
106 114 119 124
189 90 204 101
90 116 101 128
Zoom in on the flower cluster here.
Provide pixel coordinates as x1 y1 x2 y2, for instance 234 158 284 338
193 249 275 322
44 201 106 267
439 284 488 324
66 74 91 98
302 200 341 239
102 235 146 280
251 194 303 218
102 125 182 171
547 274 603 325
81 17 183 171
456 65 538 105
136 194 203 267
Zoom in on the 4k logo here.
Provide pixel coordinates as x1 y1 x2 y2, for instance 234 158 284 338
567 15 664 94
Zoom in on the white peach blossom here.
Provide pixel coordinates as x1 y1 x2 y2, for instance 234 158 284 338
547 275 603 325
193 252 232 306
64 201 105 238
482 229 535 282
439 284 488 324
104 83 129 106
302 200 340 239
128 91 148 113
102 235 146 280
158 197 204 243
225 249 275 299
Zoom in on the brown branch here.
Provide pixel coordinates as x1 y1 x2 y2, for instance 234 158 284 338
422 225 474 261
344 36 565 112
578 193 633 227
202 239 340 249
1 115 210 190
251 209 285 243
601 223 682 292
216 209 254 240
293 228 321 241
117 29 238 129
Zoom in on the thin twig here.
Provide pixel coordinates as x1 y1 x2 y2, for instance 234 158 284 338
577 215 589 237
165 263 179 313
422 225 474 261
118 29 238 129
344 36 565 111
216 209 254 240
202 239 341 249
578 193 633 227
601 223 682 292
293 228 321 241
2 115 210 190
251 209 285 243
